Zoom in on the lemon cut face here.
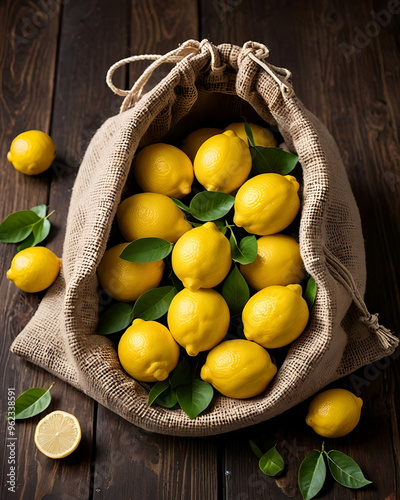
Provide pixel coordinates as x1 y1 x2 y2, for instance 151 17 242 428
34 411 81 459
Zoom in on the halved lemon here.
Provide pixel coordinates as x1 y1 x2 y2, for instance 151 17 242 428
34 410 81 459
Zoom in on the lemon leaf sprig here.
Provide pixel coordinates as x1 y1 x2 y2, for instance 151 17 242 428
120 237 173 263
11 383 55 420
0 204 54 249
148 357 214 419
172 192 235 223
243 117 299 175
304 276 317 309
249 441 285 476
222 265 250 316
298 443 372 500
98 286 178 336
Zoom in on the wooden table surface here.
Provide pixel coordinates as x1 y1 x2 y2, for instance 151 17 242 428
1 0 399 499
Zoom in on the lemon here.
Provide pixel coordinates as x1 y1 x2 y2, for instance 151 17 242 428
243 285 309 348
116 192 192 243
7 130 56 175
171 221 231 291
181 127 221 162
240 234 305 290
194 130 252 193
34 411 81 459
133 143 194 199
200 339 277 399
306 388 363 438
118 318 180 382
167 288 230 356
6 247 61 293
234 173 300 235
97 242 164 302
224 122 277 148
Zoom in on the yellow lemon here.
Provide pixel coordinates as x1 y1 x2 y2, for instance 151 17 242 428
167 288 230 356
181 127 221 162
234 173 300 235
7 130 56 175
133 143 194 199
243 285 309 348
7 247 62 293
97 242 164 302
224 122 277 148
306 389 363 438
171 221 231 291
194 130 252 193
240 234 305 290
118 318 180 382
34 411 81 459
116 192 192 243
200 339 277 399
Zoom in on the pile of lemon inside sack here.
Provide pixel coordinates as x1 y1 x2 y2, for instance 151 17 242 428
97 120 315 405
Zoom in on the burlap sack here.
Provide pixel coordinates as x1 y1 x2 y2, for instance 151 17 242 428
11 40 398 436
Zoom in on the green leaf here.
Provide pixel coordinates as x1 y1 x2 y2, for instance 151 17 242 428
13 383 54 420
98 302 134 335
155 384 178 408
177 379 214 419
17 218 51 251
30 204 47 218
243 117 256 147
170 272 184 292
148 379 170 406
133 286 177 321
229 231 257 265
0 210 40 243
171 198 191 213
251 146 298 175
249 440 263 459
259 445 285 476
120 237 173 263
304 276 317 309
189 191 235 222
298 450 326 500
326 450 372 489
170 358 191 389
222 266 250 316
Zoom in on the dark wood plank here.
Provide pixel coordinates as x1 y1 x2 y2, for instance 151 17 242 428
0 2 62 499
201 0 400 498
94 406 219 500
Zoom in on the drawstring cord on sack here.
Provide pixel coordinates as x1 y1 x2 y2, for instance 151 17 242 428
324 247 399 350
106 39 293 112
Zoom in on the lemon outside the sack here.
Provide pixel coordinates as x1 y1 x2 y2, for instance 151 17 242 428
243 285 309 348
133 143 194 199
167 288 230 356
306 388 363 438
171 221 231 291
6 247 62 293
97 242 164 302
34 411 81 459
7 130 56 175
118 318 180 382
223 122 277 148
234 173 300 235
181 127 221 162
194 130 252 193
200 339 277 399
116 192 192 243
240 234 305 290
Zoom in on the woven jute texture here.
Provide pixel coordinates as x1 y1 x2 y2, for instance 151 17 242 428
11 40 398 436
